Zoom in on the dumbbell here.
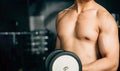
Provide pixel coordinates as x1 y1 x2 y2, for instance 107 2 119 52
45 50 82 71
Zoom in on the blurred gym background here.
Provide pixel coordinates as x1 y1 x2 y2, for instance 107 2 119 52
0 0 119 71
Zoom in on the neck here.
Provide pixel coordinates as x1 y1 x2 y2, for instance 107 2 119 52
74 0 95 13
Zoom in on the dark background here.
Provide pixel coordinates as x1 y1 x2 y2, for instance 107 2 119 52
0 0 120 71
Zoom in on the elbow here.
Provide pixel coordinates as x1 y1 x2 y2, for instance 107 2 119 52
110 60 119 71
104 56 119 71
113 62 119 71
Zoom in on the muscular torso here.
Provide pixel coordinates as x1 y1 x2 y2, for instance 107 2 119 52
56 4 104 65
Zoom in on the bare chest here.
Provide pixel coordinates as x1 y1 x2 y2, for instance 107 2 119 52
57 12 99 41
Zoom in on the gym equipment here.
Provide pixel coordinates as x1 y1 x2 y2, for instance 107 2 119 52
0 30 49 56
45 50 82 71
45 50 64 70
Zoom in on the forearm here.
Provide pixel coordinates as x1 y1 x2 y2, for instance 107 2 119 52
83 57 118 71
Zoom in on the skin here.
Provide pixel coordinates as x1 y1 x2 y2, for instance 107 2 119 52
55 0 119 71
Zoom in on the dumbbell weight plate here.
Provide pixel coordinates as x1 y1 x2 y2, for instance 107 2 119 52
49 51 82 71
45 50 64 71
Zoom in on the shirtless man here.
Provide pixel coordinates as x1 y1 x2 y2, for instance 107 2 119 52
55 0 119 71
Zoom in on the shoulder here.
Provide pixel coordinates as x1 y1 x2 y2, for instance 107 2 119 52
56 7 72 23
96 4 113 22
56 9 68 20
96 5 118 31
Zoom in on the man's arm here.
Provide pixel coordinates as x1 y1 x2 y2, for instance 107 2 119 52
55 9 68 49
83 11 119 71
55 12 62 49
55 37 61 49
